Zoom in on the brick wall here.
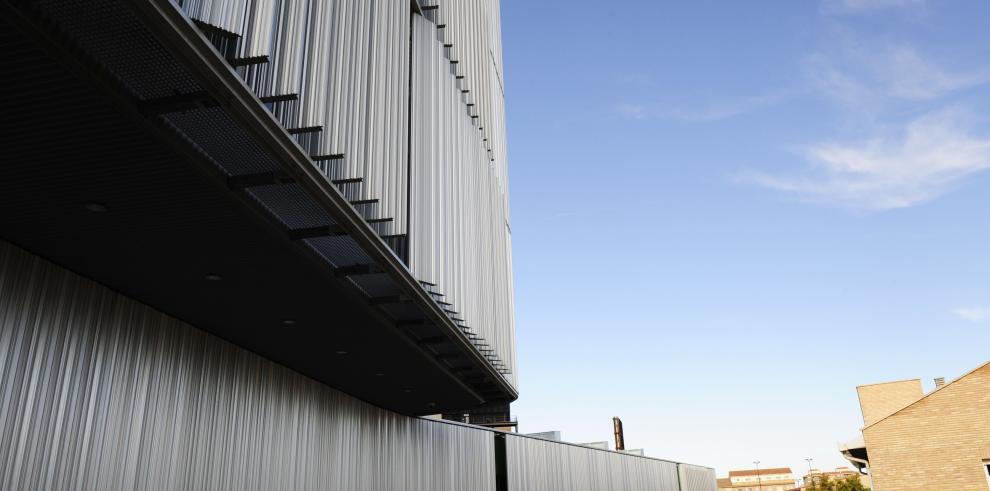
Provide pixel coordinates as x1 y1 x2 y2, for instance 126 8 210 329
857 379 923 427
863 364 990 491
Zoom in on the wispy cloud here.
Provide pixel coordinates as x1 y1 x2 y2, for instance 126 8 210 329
805 43 989 108
614 72 655 88
747 31 990 210
804 53 875 110
823 0 926 15
615 103 649 120
614 90 793 123
662 92 795 123
746 108 990 210
885 46 990 99
951 306 990 322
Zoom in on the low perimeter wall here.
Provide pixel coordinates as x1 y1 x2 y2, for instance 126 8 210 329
0 240 715 490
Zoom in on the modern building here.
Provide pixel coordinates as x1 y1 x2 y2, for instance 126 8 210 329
581 441 612 450
0 0 716 489
840 360 990 491
526 431 563 442
717 467 796 491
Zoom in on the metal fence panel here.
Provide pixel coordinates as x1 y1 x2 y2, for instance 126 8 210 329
679 463 719 491
505 433 684 491
0 240 494 491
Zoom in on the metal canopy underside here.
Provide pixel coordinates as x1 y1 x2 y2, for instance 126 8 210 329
0 0 516 415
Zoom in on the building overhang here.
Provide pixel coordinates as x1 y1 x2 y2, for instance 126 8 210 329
839 436 870 472
0 0 516 414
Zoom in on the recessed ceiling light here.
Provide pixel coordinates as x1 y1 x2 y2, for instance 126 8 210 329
335 350 347 355
205 274 223 281
84 202 108 213
402 388 413 393
282 319 297 325
374 372 385 377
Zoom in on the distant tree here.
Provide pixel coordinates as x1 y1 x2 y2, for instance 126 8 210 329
807 474 868 491
807 475 832 491
834 475 868 491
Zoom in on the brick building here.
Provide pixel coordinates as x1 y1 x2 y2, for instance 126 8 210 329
842 359 990 490
717 467 796 491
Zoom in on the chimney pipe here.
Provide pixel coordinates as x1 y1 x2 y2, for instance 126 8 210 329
934 377 945 389
612 417 625 451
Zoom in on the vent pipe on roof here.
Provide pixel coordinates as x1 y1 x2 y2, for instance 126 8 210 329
934 377 945 389
612 417 625 451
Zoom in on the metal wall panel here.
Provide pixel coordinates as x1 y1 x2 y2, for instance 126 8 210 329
176 0 410 236
420 0 509 202
678 463 719 491
410 13 516 384
174 1 515 385
0 240 494 491
0 240 716 489
505 434 683 491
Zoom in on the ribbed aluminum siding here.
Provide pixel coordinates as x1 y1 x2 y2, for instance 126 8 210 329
420 0 509 200
0 240 494 491
175 0 516 387
505 434 682 491
678 463 718 491
176 0 410 236
410 13 516 384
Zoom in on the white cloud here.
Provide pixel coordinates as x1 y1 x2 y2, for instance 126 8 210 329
614 73 655 88
661 92 795 123
886 46 990 100
748 38 990 210
824 0 925 14
951 307 990 322
806 44 989 108
747 108 990 210
614 91 793 123
804 53 874 109
615 103 648 120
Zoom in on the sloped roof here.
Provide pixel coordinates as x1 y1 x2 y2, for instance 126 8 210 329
729 467 792 477
864 358 990 430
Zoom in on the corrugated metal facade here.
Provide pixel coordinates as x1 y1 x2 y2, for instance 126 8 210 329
173 0 516 385
177 0 410 236
410 13 516 383
0 240 716 488
678 463 719 491
1 0 720 487
505 434 682 491
0 241 494 491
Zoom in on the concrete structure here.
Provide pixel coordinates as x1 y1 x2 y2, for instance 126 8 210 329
581 442 611 450
843 360 990 491
526 431 563 442
718 467 795 491
0 0 717 489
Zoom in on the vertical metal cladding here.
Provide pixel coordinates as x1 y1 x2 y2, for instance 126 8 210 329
0 241 494 491
410 13 516 385
175 1 515 384
678 463 719 491
420 0 509 197
0 241 717 489
504 434 683 491
175 0 410 236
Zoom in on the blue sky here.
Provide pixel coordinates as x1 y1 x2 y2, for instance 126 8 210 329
501 0 990 477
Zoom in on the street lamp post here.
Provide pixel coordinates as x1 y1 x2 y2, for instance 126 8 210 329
805 458 814 489
753 460 763 491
